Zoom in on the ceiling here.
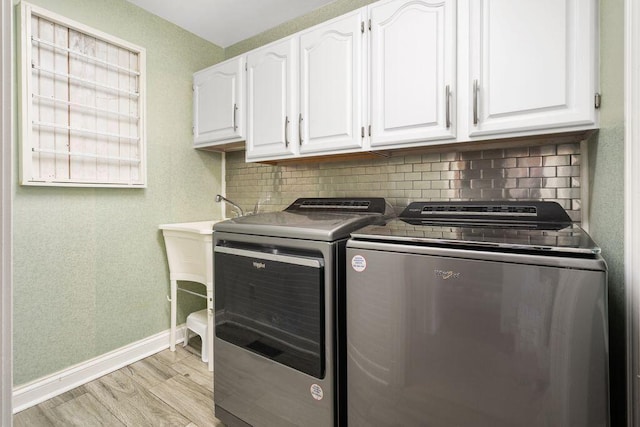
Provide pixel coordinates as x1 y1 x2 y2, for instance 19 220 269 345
125 0 338 48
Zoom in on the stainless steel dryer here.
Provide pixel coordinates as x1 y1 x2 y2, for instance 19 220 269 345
213 198 391 427
346 201 609 427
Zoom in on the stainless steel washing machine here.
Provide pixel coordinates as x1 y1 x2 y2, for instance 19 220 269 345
346 201 609 426
213 198 391 427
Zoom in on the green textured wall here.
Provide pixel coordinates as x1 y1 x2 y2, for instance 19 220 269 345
13 0 224 386
588 0 626 423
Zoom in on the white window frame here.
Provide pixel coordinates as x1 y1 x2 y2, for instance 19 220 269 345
18 2 147 188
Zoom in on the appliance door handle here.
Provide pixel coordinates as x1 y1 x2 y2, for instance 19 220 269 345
215 245 323 268
298 113 303 145
284 116 290 147
445 84 451 129
473 80 479 125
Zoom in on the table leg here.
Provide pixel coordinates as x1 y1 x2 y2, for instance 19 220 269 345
207 290 214 372
170 279 177 351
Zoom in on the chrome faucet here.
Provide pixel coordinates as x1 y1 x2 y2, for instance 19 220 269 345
215 194 244 217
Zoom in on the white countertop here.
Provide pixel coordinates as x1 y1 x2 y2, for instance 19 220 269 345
158 220 226 235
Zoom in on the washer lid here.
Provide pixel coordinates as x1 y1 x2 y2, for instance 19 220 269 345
351 201 600 256
351 220 600 255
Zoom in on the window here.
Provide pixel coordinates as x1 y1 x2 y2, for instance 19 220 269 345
19 2 146 187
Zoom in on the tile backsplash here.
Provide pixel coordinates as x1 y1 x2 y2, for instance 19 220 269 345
225 142 582 221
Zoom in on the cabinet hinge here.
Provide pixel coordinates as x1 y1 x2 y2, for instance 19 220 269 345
361 21 365 34
595 93 602 109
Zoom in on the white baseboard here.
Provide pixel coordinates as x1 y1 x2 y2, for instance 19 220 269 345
13 325 187 413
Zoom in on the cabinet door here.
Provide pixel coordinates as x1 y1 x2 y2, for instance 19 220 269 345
469 0 597 137
246 38 297 161
299 10 365 155
369 0 456 148
193 56 245 145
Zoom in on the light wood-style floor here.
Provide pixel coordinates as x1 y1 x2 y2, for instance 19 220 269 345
13 339 223 427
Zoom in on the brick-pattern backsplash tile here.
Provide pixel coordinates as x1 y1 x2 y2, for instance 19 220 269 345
224 142 582 221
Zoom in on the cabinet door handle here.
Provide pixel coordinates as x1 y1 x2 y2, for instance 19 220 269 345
284 116 290 147
233 103 238 131
298 113 303 145
473 80 479 125
445 84 451 129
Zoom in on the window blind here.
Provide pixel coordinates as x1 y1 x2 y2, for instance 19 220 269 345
19 2 147 187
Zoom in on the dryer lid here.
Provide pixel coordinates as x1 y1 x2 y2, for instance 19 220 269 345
214 197 392 241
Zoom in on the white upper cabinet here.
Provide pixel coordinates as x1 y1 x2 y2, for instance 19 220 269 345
245 38 298 161
299 10 365 155
193 56 245 147
467 0 598 137
369 0 456 148
195 0 599 159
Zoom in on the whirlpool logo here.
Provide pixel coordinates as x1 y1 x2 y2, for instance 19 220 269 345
252 261 266 270
434 269 461 280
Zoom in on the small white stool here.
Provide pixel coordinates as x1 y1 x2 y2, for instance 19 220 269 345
184 309 210 363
